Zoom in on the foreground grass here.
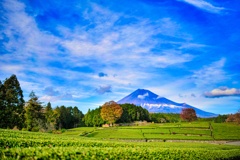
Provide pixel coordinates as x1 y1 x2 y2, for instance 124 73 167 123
2 146 240 160
1 122 240 159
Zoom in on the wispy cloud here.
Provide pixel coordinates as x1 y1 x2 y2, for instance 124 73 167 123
1 0 59 57
95 85 112 95
1 0 193 81
179 0 225 14
204 87 240 98
0 0 62 82
191 58 227 87
40 86 74 102
191 93 196 97
60 5 193 70
43 87 60 96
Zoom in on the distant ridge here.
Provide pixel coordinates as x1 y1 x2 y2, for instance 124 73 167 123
118 89 218 118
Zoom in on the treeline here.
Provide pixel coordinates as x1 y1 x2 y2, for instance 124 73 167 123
84 103 150 127
198 115 229 123
0 74 84 131
150 113 240 124
150 113 181 123
25 95 84 131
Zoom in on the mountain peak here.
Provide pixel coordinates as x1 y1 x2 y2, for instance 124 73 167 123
136 88 149 92
118 89 218 118
135 89 151 95
131 89 158 99
118 88 173 105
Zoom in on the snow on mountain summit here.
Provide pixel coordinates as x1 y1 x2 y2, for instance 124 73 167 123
138 92 149 99
117 89 218 118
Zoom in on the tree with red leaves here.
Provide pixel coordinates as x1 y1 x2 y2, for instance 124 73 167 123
180 108 197 122
226 109 240 124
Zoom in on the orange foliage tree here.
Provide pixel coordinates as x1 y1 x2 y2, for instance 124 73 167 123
100 101 123 126
180 108 197 122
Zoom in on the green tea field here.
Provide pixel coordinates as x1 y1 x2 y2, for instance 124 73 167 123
1 122 240 159
65 122 240 141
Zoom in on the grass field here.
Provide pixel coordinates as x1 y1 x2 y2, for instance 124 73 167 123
65 122 240 141
1 122 240 159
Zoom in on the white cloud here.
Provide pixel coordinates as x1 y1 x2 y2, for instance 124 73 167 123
0 65 24 73
145 51 194 68
178 43 209 49
204 87 240 98
39 95 59 102
180 0 225 14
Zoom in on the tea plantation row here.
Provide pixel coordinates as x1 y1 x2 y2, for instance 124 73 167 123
1 127 240 159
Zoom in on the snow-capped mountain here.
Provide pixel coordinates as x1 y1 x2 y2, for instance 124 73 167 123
117 89 218 118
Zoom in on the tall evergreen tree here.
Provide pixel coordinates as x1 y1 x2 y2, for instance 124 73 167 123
2 75 25 129
92 107 104 127
54 106 61 129
72 106 84 127
84 108 105 127
84 109 93 127
55 106 73 129
24 91 44 131
45 102 53 122
45 102 57 131
58 105 68 129
0 81 7 128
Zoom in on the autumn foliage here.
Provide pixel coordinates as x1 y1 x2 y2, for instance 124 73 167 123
100 101 123 125
226 111 240 124
180 108 197 122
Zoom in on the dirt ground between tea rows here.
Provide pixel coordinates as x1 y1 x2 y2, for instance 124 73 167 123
225 141 240 146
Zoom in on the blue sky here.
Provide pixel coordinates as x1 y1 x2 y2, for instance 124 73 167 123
1 0 240 114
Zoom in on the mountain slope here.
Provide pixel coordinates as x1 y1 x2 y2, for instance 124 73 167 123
117 89 218 118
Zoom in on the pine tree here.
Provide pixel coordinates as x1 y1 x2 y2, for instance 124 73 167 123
45 102 53 120
24 91 44 131
83 109 92 127
45 102 56 131
0 81 7 128
2 75 25 129
83 108 105 127
72 106 84 127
